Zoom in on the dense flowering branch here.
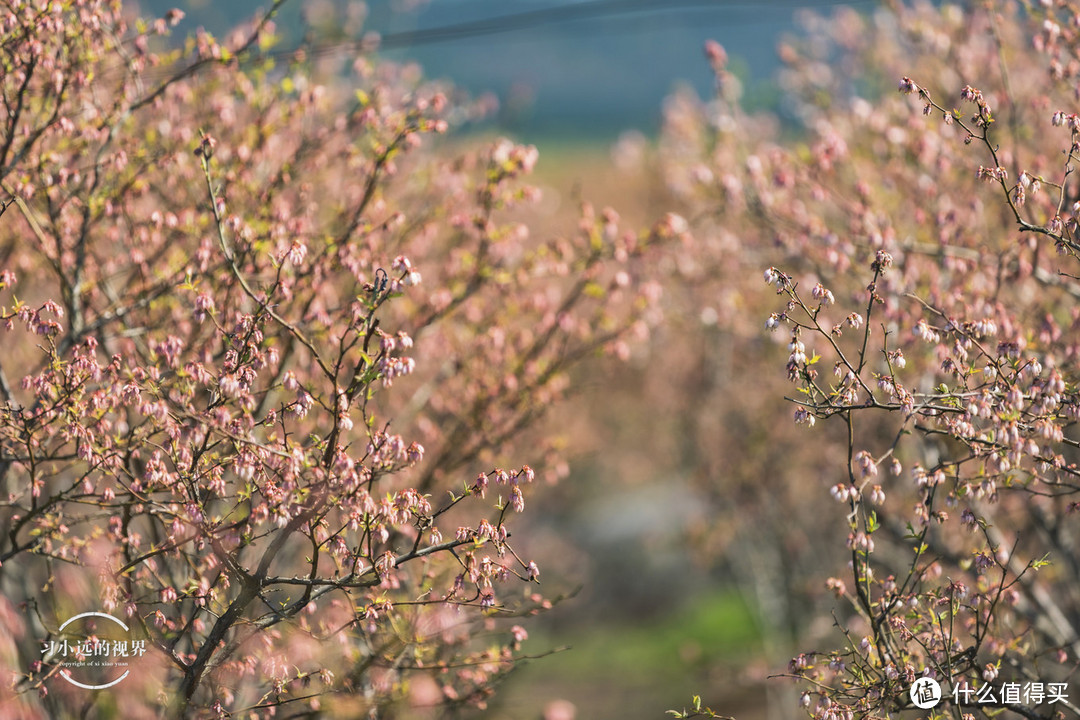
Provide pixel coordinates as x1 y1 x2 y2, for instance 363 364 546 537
655 1 1080 718
0 3 677 718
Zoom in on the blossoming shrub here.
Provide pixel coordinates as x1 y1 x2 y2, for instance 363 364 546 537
0 3 672 718
662 0 1080 717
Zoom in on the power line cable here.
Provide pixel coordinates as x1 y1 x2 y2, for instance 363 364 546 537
133 0 877 83
370 0 873 49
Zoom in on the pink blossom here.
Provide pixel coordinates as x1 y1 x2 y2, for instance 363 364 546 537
704 40 727 68
811 283 835 305
286 241 307 266
194 292 215 321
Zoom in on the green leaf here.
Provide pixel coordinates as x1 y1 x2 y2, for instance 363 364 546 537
866 512 879 533
584 282 606 299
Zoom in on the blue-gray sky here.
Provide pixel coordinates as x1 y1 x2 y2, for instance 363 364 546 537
141 0 874 138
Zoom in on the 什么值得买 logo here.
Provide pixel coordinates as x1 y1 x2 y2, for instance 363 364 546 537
910 677 942 709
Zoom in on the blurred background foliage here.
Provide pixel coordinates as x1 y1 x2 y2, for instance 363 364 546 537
125 1 872 717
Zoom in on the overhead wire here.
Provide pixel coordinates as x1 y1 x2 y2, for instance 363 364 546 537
132 0 878 81
367 0 877 50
